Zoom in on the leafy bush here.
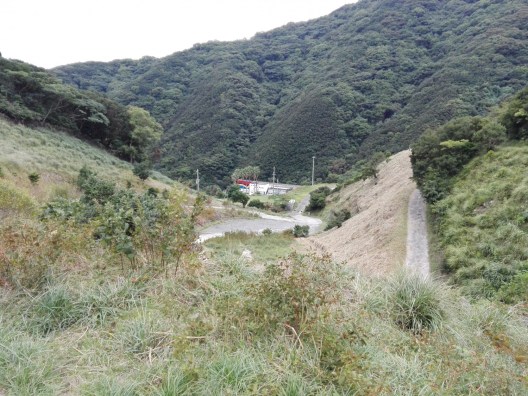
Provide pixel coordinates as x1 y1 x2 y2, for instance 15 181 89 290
133 161 152 180
247 199 265 209
249 253 342 331
227 186 249 208
292 225 309 238
325 209 351 230
28 172 40 185
77 165 115 205
43 168 204 274
306 186 331 212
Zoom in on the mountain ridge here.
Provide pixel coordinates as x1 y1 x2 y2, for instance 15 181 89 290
53 0 528 186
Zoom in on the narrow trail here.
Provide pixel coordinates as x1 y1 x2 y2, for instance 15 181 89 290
405 189 430 277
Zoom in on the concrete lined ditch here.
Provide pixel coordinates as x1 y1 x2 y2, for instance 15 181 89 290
405 189 430 277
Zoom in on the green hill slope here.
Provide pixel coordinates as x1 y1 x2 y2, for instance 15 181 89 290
411 87 528 303
434 145 528 302
0 57 163 164
1 106 527 395
53 0 528 185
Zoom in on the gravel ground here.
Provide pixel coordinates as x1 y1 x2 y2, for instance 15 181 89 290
405 189 430 277
198 205 321 242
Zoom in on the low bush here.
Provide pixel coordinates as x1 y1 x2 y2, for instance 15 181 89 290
247 199 265 209
248 253 342 332
306 186 331 212
325 208 351 230
292 224 309 237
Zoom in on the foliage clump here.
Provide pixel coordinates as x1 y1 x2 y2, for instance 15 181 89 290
292 225 310 238
325 208 351 230
28 172 40 185
306 186 331 212
227 185 249 208
248 253 342 332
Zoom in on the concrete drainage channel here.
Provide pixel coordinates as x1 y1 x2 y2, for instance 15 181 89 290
405 189 430 277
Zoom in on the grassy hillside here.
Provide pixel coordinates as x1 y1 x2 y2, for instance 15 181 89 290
0 117 172 201
433 144 528 303
0 57 163 165
411 87 528 302
1 118 527 394
53 0 528 185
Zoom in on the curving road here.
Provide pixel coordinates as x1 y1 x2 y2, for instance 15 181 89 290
405 189 430 277
198 197 321 242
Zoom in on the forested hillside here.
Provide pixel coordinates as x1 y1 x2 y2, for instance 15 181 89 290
54 0 528 186
0 57 162 164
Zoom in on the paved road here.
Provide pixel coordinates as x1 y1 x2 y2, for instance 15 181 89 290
198 198 321 242
405 189 430 277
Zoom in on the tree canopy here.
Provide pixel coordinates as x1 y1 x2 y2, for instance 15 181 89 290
54 0 528 186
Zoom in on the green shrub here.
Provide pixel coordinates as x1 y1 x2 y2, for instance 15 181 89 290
133 161 152 180
249 253 342 331
77 166 115 205
248 199 265 209
28 172 40 185
262 228 272 236
306 186 331 212
292 225 309 238
325 209 351 230
227 186 249 208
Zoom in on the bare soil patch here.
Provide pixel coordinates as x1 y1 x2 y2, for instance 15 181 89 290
299 150 415 276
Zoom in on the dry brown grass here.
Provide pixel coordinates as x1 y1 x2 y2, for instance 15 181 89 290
298 150 415 276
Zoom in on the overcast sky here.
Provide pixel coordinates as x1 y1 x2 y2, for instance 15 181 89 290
2 0 354 69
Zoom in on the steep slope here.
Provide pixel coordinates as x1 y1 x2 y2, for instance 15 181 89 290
302 150 415 275
1 110 527 396
53 0 528 185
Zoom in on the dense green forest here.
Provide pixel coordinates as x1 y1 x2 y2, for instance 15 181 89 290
0 57 161 163
411 87 528 302
53 0 528 186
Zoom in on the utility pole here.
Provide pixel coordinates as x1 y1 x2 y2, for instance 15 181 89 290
272 166 276 195
312 156 316 186
196 169 200 192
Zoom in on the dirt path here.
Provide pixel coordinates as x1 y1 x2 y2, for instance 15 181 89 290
405 189 430 277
